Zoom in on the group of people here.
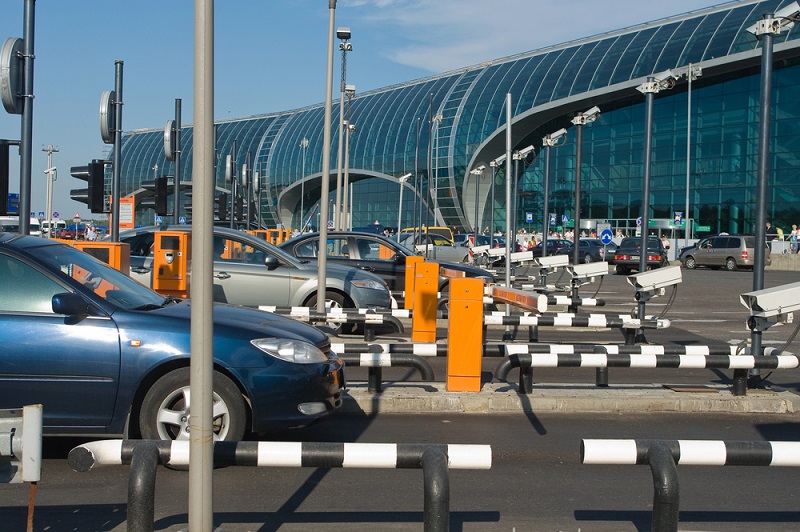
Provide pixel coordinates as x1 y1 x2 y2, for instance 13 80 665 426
766 222 800 254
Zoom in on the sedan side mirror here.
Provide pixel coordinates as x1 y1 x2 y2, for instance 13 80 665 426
264 255 280 270
52 292 91 316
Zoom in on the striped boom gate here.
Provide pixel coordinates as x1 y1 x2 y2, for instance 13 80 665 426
68 440 492 532
581 438 800 532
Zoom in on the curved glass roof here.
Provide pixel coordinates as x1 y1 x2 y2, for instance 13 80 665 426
118 0 800 229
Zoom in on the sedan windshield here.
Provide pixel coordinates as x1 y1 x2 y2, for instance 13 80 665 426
32 243 167 311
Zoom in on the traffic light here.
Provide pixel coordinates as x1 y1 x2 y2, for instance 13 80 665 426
0 141 8 216
140 176 170 216
215 192 228 220
69 160 107 213
234 196 244 221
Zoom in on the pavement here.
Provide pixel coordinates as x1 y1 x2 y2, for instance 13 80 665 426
342 381 800 415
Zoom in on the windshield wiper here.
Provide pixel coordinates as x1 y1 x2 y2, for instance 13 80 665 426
132 303 164 311
163 295 182 305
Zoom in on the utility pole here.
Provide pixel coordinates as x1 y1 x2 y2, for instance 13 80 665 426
42 144 58 237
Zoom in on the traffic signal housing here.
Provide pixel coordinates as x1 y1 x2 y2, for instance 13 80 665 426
69 160 107 213
215 192 228 221
140 176 170 216
0 141 8 215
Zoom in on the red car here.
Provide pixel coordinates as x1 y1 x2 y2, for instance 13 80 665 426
55 227 76 239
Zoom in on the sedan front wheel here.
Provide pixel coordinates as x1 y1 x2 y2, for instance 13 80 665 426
139 367 247 442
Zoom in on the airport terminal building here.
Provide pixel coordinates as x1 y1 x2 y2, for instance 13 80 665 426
115 0 800 237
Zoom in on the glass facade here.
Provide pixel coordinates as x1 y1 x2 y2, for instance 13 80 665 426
114 0 800 237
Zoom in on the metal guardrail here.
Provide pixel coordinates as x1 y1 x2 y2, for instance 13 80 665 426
338 352 435 392
581 438 800 532
68 439 492 532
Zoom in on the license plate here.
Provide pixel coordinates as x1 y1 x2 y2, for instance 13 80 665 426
630 255 639 261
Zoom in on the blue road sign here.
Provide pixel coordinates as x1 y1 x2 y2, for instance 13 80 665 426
38 211 44 218
562 214 569 223
53 211 59 219
525 212 533 223
155 215 163 225
549 213 556 226
600 229 613 245
636 217 642 227
179 216 187 225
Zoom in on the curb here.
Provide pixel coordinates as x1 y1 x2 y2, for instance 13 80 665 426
341 382 800 415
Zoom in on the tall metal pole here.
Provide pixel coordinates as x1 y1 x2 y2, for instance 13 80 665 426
751 13 776 366
317 0 336 312
504 93 512 288
397 177 405 235
334 44 346 229
42 144 58 238
173 98 182 224
300 137 308 230
638 79 655 321
542 144 551 258
19 0 35 235
490 165 496 245
189 0 215 527
413 117 421 241
229 139 236 229
684 66 692 252
111 60 123 242
343 123 353 229
572 122 583 265
472 169 481 248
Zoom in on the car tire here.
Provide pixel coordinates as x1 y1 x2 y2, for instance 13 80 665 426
725 257 737 271
684 256 697 269
306 291 355 333
139 367 247 442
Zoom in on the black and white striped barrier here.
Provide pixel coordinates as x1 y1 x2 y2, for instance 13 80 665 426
258 306 404 340
69 440 492 532
337 352 435 392
332 342 446 357
544 295 605 307
581 439 800 532
494 347 800 395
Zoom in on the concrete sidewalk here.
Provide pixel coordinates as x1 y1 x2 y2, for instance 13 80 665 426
342 381 800 415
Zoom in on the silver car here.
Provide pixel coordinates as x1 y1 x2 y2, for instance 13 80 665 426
393 232 469 263
117 226 391 310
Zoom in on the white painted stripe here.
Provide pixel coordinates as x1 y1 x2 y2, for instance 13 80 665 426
359 353 392 366
81 440 123 467
587 316 609 327
392 309 411 319
550 344 576 354
413 344 439 357
581 354 608 368
168 440 190 467
343 443 397 468
602 345 620 355
728 355 756 369
484 315 504 325
677 440 726 465
447 444 492 469
684 346 711 355
628 354 659 368
553 316 573 327
581 439 638 464
777 356 800 369
258 305 277 312
257 442 303 467
536 354 560 367
769 442 800 466
678 355 708 369
639 345 665 355
518 316 539 326
504 344 530 355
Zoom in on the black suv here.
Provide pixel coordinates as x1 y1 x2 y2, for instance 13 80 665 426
613 236 668 274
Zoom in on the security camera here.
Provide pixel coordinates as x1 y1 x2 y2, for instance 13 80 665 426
567 261 609 282
740 281 800 318
746 2 800 35
626 265 682 301
337 27 351 40
514 145 535 159
535 254 569 269
490 154 507 166
543 128 567 146
571 106 601 125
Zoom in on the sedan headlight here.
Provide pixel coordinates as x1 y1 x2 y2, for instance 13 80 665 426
350 278 387 291
251 339 329 364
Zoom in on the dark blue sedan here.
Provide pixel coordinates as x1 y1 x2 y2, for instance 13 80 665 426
0 233 344 441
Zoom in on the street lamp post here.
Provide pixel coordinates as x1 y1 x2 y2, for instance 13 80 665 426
334 27 352 229
541 128 567 261
673 64 702 252
512 145 535 243
489 154 506 248
342 84 355 229
471 165 486 250
396 172 412 235
300 137 309 231
570 106 600 265
42 144 59 238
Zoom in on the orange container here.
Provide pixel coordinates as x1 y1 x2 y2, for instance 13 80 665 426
447 277 484 392
411 261 439 343
403 255 424 310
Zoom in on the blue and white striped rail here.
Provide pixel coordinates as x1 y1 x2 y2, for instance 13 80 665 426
69 440 492 471
581 439 800 466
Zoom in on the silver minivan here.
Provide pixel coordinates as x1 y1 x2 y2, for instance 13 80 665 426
679 235 771 271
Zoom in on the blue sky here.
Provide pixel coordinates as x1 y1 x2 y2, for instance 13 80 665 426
0 0 726 219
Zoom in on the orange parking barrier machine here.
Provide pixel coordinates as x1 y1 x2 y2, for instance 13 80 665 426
403 255 424 310
411 261 439 343
73 241 131 276
152 230 191 298
447 277 484 392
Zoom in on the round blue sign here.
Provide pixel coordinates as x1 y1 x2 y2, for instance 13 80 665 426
600 229 613 245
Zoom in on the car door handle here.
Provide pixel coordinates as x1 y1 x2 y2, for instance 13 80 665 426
214 272 231 280
131 267 150 274
360 266 375 272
